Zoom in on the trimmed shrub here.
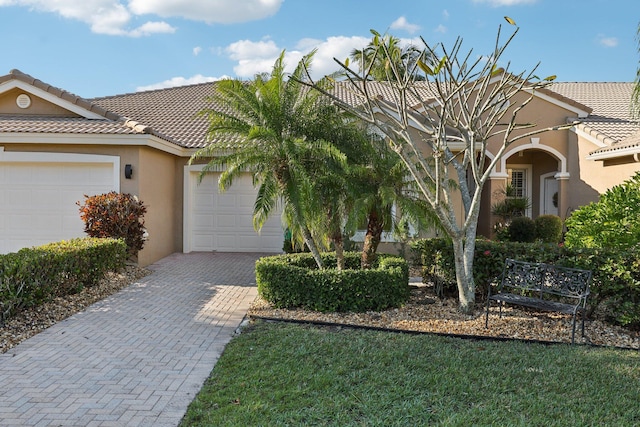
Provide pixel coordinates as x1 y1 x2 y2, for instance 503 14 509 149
0 238 126 324
508 216 536 242
256 252 409 312
78 192 147 257
411 237 640 329
410 238 559 299
535 214 563 243
565 172 640 251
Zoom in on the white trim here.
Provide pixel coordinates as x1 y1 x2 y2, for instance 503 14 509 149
0 133 187 157
182 164 204 253
0 149 120 190
506 164 532 218
0 80 105 119
573 126 608 149
497 142 568 178
586 145 640 161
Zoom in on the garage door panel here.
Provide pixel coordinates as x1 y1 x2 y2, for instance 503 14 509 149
188 171 282 253
193 214 214 228
0 161 116 254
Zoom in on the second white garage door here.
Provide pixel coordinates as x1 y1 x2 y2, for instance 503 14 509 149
185 170 284 253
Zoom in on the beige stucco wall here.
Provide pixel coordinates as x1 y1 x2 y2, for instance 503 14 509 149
136 146 181 266
565 134 640 215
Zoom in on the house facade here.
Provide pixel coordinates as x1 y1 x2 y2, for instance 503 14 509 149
0 69 637 265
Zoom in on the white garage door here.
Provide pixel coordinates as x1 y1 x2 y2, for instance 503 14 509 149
185 171 283 253
0 152 118 254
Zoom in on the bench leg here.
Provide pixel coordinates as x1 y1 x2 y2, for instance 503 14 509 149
485 299 491 328
571 312 578 345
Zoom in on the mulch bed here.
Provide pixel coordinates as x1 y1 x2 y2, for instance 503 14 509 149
248 280 640 350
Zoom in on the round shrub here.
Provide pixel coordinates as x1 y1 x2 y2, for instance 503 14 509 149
508 216 536 243
535 214 563 243
77 192 147 257
255 252 409 312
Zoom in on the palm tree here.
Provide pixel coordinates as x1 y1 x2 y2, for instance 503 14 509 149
190 50 347 269
347 134 440 269
350 33 426 82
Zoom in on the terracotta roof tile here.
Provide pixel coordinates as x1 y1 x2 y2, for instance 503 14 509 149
547 82 639 151
0 115 141 135
92 83 216 149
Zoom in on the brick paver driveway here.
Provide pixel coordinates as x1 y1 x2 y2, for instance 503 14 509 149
0 252 267 427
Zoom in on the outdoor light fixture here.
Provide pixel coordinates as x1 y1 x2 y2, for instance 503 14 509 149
125 164 133 179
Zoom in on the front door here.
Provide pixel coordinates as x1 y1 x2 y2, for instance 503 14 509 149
543 177 559 216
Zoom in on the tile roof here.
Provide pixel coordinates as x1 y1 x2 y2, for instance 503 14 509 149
92 83 216 149
547 82 639 154
0 115 141 135
1 69 638 157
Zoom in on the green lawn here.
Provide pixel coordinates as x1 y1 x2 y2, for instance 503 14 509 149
180 320 640 426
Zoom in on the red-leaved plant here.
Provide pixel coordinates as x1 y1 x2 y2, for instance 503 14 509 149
77 192 147 258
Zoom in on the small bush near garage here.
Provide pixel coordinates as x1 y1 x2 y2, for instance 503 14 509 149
0 238 126 324
77 192 147 257
255 252 409 312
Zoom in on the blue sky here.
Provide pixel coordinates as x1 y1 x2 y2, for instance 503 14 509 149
1 0 637 98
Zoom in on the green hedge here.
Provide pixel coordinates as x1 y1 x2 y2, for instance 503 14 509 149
410 238 640 329
256 252 409 312
0 238 127 324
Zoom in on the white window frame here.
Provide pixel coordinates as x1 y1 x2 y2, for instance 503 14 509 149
506 164 532 217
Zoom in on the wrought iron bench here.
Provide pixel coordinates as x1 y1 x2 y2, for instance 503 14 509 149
485 258 592 344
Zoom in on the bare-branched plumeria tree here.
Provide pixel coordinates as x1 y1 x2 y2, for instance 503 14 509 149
301 18 577 313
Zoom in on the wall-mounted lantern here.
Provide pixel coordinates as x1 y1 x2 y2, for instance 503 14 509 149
125 164 133 179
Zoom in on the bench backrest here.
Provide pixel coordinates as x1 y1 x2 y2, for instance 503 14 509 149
500 258 591 300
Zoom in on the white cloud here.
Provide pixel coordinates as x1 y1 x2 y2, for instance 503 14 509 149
597 35 618 48
128 21 176 37
390 16 420 34
223 35 371 79
225 39 280 61
193 46 202 56
434 24 447 34
442 9 450 19
136 74 230 91
0 0 282 36
472 0 537 5
129 0 282 24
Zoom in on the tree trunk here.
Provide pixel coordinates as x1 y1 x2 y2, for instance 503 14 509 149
361 209 383 269
333 231 345 270
301 226 324 269
450 222 480 314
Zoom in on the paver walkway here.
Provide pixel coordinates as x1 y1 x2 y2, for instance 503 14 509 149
0 252 265 426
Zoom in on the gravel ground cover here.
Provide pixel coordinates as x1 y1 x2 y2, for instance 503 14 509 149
0 265 149 354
